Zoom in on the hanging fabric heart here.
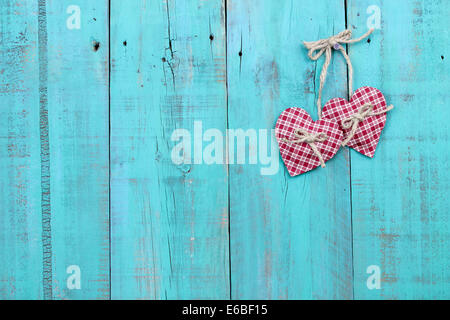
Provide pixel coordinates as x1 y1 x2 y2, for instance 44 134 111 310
303 28 394 156
322 87 393 157
275 107 343 176
275 28 394 176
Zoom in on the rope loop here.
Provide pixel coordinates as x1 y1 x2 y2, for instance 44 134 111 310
303 28 374 118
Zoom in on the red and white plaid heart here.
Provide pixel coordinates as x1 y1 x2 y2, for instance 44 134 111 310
275 107 343 176
322 86 391 158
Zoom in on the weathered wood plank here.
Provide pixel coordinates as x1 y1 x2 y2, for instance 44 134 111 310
45 1 110 299
1 0 109 300
0 0 43 300
227 0 353 299
110 0 229 299
348 0 450 299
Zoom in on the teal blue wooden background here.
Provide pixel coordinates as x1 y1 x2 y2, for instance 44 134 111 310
0 0 449 300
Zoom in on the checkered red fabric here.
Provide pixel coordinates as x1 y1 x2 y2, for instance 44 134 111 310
322 86 388 158
276 107 343 176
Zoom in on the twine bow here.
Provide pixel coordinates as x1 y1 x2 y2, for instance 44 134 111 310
304 29 374 118
282 128 328 168
341 103 394 146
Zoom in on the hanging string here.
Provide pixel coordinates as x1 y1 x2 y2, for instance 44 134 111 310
304 28 374 118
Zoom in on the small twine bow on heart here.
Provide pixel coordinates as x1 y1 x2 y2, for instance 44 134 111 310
282 128 328 168
341 103 394 146
304 29 374 119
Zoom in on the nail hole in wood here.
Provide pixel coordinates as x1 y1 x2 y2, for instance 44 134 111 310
123 41 127 46
209 34 214 41
93 41 100 51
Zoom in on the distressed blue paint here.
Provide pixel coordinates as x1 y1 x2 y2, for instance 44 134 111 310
46 1 110 299
227 0 353 299
110 0 229 299
0 0 110 300
348 0 450 299
0 0 43 300
38 0 52 300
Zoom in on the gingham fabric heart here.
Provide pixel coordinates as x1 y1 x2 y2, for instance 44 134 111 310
322 87 389 158
275 107 343 176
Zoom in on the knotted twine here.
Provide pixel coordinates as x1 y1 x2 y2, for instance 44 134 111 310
304 28 374 119
282 128 328 168
341 103 394 146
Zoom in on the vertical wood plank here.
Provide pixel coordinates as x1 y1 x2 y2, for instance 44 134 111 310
0 0 43 300
38 0 52 299
348 0 450 299
46 1 110 299
110 0 229 299
227 0 353 299
0 0 109 300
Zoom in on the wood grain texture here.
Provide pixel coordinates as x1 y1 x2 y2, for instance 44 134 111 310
46 0 110 299
0 0 43 300
0 0 110 300
110 0 229 299
227 0 353 299
348 0 450 299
